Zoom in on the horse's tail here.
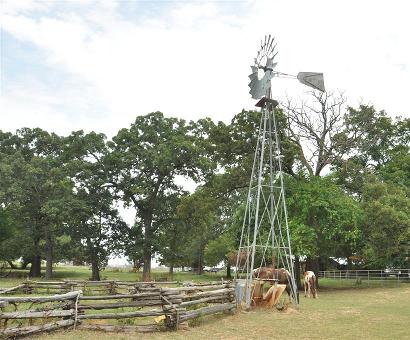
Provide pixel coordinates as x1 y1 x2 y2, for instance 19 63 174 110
309 273 317 297
282 269 293 298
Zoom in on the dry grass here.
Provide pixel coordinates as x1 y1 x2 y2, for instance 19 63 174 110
31 285 410 340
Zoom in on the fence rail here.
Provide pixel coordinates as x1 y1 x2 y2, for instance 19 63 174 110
319 269 410 283
0 281 235 338
0 279 181 296
0 290 81 338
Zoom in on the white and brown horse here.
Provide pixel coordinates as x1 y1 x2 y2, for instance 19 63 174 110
303 271 318 298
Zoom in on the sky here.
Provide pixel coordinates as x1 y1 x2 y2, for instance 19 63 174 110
1 1 409 266
1 0 409 140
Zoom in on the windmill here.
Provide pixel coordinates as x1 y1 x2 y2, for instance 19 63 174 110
235 35 325 309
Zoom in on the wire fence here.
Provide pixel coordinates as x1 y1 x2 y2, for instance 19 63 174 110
319 269 410 285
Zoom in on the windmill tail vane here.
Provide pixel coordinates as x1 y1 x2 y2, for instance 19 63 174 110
248 35 325 99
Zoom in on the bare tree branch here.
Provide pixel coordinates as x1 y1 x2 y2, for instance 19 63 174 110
282 90 347 177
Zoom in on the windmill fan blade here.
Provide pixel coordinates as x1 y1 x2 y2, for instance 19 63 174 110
248 79 259 88
249 35 279 99
249 74 258 82
297 72 325 92
266 35 271 50
248 71 272 99
268 37 274 54
249 66 258 77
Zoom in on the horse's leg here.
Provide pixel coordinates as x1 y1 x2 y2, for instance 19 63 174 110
304 280 307 297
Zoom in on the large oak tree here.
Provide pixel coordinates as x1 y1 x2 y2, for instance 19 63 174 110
105 112 211 280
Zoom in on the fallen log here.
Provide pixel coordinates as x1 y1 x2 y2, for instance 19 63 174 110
1 319 74 338
178 302 236 322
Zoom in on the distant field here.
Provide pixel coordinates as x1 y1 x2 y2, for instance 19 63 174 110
0 265 226 286
1 265 408 288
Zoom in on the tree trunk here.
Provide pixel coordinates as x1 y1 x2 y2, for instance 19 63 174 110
226 262 231 279
91 259 100 281
142 211 153 282
143 252 151 281
169 264 174 277
295 256 302 290
347 256 352 270
197 247 204 275
29 237 41 277
86 239 100 281
45 231 53 279
132 259 141 271
29 255 41 277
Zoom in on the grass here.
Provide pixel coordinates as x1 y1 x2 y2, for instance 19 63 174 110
0 265 226 284
30 285 410 340
1 267 410 339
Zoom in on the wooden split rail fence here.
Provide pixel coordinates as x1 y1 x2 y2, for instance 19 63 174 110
0 282 236 338
0 290 81 338
0 280 180 296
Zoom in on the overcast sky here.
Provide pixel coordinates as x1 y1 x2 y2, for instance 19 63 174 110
1 0 409 139
1 0 408 266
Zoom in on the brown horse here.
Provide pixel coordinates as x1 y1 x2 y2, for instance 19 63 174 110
253 267 292 297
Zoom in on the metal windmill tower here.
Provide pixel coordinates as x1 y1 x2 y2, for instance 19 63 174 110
235 35 325 309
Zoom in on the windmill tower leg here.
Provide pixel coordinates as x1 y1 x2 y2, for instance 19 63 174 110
245 107 268 309
235 98 299 309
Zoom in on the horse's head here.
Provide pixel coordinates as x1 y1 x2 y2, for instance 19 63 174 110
253 267 271 279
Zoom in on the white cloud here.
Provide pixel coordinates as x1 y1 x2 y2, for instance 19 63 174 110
1 0 409 140
1 0 47 15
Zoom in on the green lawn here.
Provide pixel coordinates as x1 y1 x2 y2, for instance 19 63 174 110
26 287 410 340
0 265 226 285
1 267 410 339
27 285 409 340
